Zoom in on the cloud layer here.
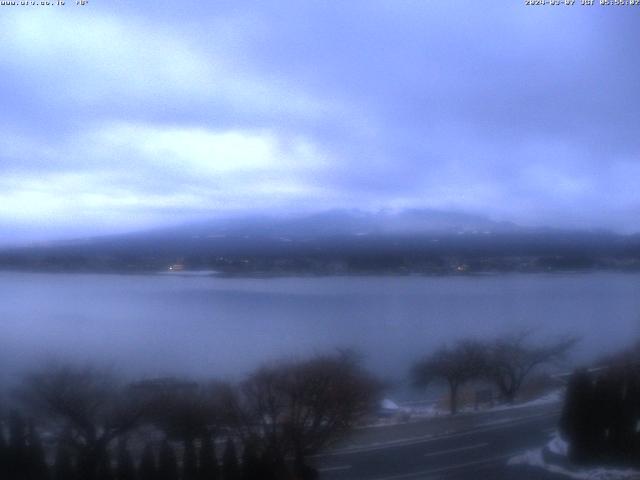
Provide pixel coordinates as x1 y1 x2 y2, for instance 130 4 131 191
1 2 639 243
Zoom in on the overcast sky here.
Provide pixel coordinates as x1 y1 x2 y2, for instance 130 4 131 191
1 1 639 244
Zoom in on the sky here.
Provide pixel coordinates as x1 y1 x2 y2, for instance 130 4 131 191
1 1 639 244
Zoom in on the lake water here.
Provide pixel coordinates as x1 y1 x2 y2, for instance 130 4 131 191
1 272 639 396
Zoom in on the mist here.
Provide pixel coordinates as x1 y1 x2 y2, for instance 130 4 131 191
3 2 640 479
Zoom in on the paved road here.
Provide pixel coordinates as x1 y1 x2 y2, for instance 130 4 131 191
314 406 567 479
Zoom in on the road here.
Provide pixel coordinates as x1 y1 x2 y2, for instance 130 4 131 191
314 404 567 479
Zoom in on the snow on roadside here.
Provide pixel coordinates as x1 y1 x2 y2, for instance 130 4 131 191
367 389 563 427
548 433 568 456
414 389 562 418
490 389 562 411
509 432 640 479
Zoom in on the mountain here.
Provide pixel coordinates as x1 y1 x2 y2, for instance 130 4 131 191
120 209 520 240
1 209 639 275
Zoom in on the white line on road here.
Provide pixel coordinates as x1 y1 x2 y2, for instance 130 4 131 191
423 442 488 458
314 411 559 458
318 465 352 473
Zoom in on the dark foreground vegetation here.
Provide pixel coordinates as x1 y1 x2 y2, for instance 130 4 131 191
0 352 381 480
560 342 640 468
8 331 640 478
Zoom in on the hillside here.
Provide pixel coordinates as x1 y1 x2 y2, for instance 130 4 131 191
1 210 639 275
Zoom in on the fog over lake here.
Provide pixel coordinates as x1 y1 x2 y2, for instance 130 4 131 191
1 272 639 396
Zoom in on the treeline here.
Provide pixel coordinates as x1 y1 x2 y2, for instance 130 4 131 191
411 332 576 414
3 251 640 275
0 351 381 480
4 229 640 275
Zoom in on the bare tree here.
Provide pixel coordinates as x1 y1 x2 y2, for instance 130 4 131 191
411 340 487 415
18 365 144 480
485 332 577 403
130 377 228 480
284 352 381 462
131 378 225 442
225 351 381 476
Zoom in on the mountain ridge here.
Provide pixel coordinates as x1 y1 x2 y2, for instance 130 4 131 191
1 209 638 275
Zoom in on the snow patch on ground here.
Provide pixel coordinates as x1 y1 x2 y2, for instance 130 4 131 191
416 389 562 418
548 432 568 456
370 389 563 427
381 398 400 410
492 390 563 411
509 432 640 479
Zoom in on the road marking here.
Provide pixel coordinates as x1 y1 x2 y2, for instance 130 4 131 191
318 464 352 472
314 410 559 457
370 452 514 480
423 441 488 458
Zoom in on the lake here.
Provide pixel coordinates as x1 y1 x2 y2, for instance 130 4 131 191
1 271 639 397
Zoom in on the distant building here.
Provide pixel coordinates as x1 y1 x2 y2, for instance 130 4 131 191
168 258 185 271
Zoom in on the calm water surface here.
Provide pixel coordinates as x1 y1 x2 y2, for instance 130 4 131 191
1 272 639 395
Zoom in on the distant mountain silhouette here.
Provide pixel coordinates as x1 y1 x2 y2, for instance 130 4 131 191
1 209 639 274
114 209 523 240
